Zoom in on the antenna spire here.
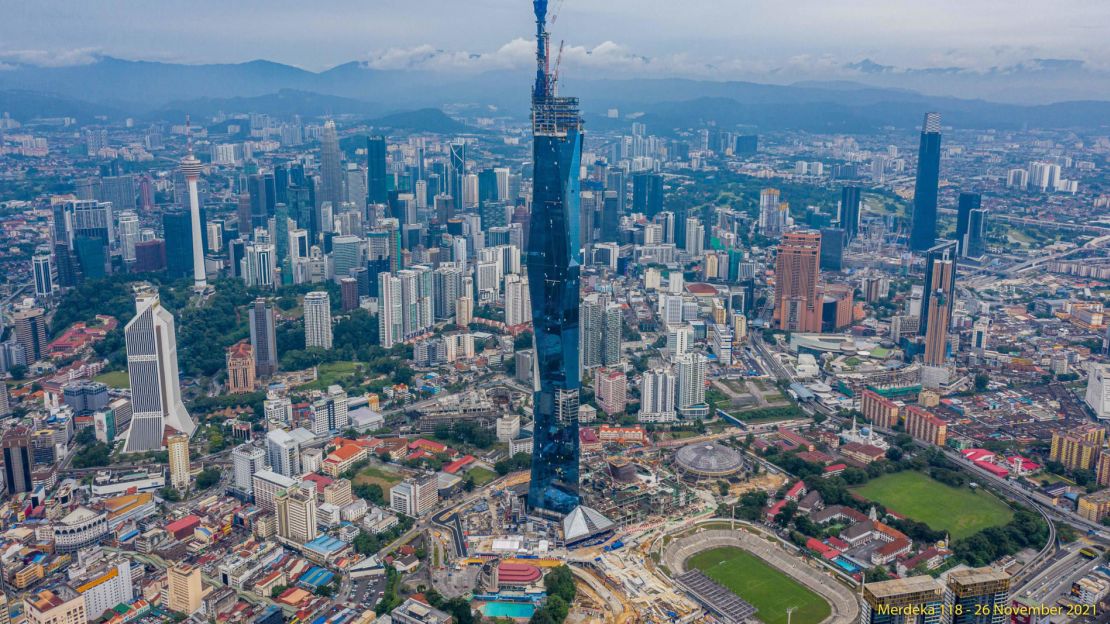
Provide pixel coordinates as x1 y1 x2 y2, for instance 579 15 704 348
185 114 193 155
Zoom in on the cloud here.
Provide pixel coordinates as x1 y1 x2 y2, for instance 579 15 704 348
0 47 100 67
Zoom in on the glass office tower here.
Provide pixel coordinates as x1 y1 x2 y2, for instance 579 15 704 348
910 112 942 251
526 0 583 516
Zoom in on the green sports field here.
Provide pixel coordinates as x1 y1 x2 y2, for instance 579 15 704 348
853 471 1013 539
686 547 831 624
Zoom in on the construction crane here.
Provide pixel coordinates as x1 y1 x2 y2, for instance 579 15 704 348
549 0 567 25
551 40 566 91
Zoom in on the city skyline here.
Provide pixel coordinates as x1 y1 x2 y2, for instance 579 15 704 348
1 2 1110 623
4 2 1110 102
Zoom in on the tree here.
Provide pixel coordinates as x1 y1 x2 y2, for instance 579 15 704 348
544 566 576 604
495 453 532 476
354 483 385 504
75 426 97 446
442 598 478 624
974 373 990 392
72 442 112 468
159 487 182 502
196 467 222 490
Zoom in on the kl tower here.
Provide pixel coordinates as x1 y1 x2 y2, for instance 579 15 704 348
181 116 207 291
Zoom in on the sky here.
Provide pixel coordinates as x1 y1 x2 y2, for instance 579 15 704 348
2 0 1109 81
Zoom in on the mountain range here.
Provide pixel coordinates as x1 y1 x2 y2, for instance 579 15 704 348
2 56 1109 133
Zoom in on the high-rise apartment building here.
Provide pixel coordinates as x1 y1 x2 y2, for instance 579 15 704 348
167 433 190 490
860 390 901 429
639 369 676 423
676 353 707 411
921 243 957 367
1086 363 1110 420
910 112 942 251
166 563 202 615
13 305 47 363
504 274 532 327
379 272 402 348
758 188 787 237
265 429 302 478
595 369 627 415
904 406 947 446
390 474 439 517
303 291 333 350
276 486 318 544
1050 426 1104 471
944 568 1011 624
232 443 266 494
249 299 279 378
773 231 823 332
919 240 957 338
311 385 349 436
860 576 945 624
123 292 195 453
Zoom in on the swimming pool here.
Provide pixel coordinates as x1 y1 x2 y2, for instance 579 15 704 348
480 602 536 619
833 557 860 573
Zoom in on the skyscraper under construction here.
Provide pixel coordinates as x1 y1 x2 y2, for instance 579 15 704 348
526 0 583 515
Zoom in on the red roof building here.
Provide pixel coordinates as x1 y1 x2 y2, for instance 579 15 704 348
166 515 201 540
443 455 476 474
974 460 1010 478
496 563 542 587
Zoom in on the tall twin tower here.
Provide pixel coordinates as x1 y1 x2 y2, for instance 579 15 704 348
526 0 584 515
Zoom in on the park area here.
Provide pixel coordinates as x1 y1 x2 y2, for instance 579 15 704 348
94 370 130 389
853 471 1013 539
354 465 403 489
686 547 830 624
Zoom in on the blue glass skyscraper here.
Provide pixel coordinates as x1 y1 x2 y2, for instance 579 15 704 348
527 0 583 516
910 112 942 251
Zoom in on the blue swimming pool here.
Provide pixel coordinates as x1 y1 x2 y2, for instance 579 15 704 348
833 557 860 573
480 602 536 619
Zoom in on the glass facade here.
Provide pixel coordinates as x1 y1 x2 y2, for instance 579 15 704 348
910 112 942 251
526 0 583 515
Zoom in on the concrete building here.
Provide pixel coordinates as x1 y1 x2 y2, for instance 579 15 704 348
122 292 195 452
25 589 87 624
773 231 822 332
944 567 1011 624
167 433 190 490
1086 363 1110 420
640 369 676 423
904 406 947 447
225 341 256 393
303 291 333 350
596 369 627 415
390 474 438 517
276 486 318 544
860 576 945 624
232 444 265 494
166 563 202 615
861 390 901 429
